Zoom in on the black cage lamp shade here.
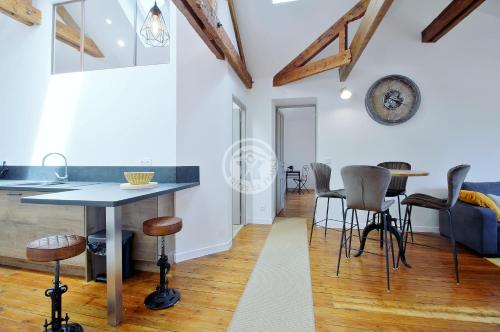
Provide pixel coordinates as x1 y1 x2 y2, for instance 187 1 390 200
140 1 170 47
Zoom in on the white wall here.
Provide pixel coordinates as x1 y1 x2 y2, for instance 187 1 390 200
246 0 500 231
0 0 177 166
0 0 248 263
174 4 248 261
282 107 316 190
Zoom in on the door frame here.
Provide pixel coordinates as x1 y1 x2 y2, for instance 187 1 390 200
274 104 318 216
232 96 247 228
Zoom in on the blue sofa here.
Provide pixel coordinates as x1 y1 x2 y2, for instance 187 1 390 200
439 182 500 257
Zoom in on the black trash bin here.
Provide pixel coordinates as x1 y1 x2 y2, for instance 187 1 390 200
87 230 134 283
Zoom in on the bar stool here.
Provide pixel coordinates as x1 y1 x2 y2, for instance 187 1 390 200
309 162 356 245
339 166 396 291
401 164 470 284
26 235 86 332
143 216 182 310
378 162 412 239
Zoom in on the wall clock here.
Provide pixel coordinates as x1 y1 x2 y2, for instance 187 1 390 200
365 75 421 125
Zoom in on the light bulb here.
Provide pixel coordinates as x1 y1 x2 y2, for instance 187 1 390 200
340 87 352 100
151 15 160 34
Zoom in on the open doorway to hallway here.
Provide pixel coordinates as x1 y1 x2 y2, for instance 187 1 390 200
232 98 247 238
275 105 317 218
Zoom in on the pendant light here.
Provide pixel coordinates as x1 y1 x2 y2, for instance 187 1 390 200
140 1 170 47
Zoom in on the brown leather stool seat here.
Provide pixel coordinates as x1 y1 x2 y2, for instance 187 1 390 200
26 234 86 331
143 216 182 237
27 235 86 262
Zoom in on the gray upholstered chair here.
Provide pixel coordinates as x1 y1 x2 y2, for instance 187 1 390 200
378 162 412 238
340 165 395 290
309 163 356 245
401 164 471 284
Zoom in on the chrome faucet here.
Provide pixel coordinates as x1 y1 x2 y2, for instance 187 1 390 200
42 153 69 183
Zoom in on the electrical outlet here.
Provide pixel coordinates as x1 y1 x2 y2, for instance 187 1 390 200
324 158 332 165
140 159 153 166
260 206 265 212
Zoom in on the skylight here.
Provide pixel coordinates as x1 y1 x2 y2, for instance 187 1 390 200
272 0 298 4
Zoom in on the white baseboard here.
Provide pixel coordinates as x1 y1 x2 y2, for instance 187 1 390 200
175 239 232 263
248 218 273 225
410 225 440 233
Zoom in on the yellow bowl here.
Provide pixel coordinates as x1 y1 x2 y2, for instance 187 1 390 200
124 172 155 185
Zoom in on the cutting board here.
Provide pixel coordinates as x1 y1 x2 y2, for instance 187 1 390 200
120 182 159 190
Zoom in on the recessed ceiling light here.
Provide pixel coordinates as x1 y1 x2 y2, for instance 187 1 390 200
272 0 298 4
117 40 125 47
340 87 352 100
105 18 112 25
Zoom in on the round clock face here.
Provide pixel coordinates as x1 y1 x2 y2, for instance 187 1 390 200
365 75 421 125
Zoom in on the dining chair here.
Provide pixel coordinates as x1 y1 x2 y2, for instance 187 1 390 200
309 163 357 245
401 164 470 284
339 165 395 291
378 162 413 241
293 165 310 194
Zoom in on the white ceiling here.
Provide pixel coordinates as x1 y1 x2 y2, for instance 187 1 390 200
234 0 499 80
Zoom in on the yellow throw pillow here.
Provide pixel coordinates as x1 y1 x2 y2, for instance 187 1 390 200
459 190 500 222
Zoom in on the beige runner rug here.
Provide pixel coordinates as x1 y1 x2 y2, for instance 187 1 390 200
228 217 315 332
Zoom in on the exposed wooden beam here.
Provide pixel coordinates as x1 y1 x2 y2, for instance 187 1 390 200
339 0 393 82
339 25 348 52
56 21 104 58
0 0 41 26
56 5 80 31
421 0 485 43
273 50 351 86
54 6 104 58
172 0 225 59
276 0 369 77
227 0 246 65
176 0 252 88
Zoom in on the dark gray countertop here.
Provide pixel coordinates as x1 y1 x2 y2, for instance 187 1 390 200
0 180 103 192
0 181 199 207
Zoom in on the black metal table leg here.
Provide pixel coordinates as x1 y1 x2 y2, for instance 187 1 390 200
355 214 411 268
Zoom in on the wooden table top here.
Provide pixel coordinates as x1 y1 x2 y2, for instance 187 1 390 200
389 169 429 177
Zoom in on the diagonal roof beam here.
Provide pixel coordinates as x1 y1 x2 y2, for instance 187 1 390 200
173 0 225 59
421 0 485 43
0 0 41 26
274 50 351 86
54 5 104 58
174 0 253 88
339 0 393 82
227 0 246 65
275 0 370 78
56 21 104 58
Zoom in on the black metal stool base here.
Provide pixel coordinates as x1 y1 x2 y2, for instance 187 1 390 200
46 323 83 332
144 288 180 310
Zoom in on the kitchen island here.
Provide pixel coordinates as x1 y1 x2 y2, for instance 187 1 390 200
0 166 199 326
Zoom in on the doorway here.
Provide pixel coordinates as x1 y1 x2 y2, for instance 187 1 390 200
232 98 246 238
275 105 317 217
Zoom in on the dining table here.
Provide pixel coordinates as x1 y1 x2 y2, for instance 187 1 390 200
354 169 430 268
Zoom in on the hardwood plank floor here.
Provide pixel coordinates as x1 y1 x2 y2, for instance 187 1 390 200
0 192 499 331
287 192 500 331
0 224 271 332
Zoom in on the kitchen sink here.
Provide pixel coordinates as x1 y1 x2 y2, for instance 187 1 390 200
13 181 64 186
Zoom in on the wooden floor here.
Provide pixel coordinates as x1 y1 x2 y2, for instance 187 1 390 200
1 192 499 331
